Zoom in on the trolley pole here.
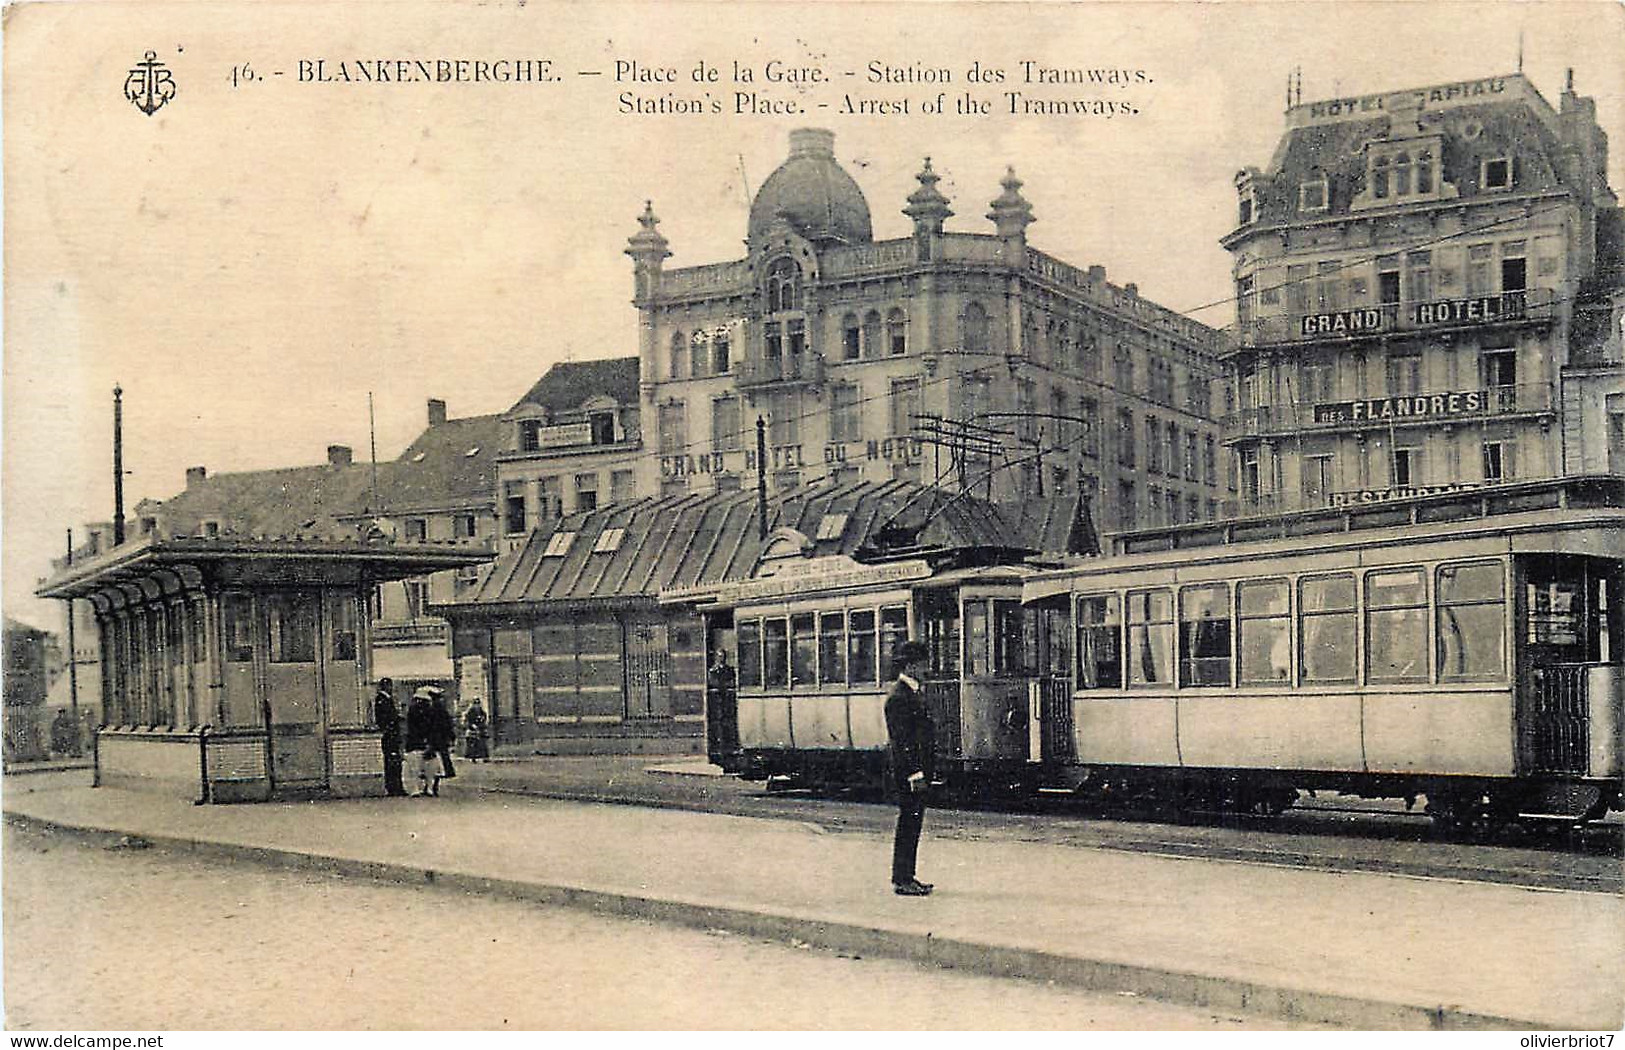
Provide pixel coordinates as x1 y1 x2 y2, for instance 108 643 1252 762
66 528 80 754
756 415 768 540
112 385 126 546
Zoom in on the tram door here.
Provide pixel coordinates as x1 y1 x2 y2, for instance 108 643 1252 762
1519 555 1622 775
263 591 327 788
1031 599 1075 765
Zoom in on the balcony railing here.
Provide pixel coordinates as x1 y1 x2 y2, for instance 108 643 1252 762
1223 382 1555 440
1224 288 1557 352
372 620 449 647
735 352 825 388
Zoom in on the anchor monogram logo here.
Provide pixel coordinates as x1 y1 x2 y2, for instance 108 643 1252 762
124 51 176 117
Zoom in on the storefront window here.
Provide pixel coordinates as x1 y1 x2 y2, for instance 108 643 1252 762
1366 568 1428 683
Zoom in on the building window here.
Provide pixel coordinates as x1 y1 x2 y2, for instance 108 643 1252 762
539 476 562 520
690 330 710 378
1204 436 1217 485
862 310 882 358
1467 244 1494 295
403 579 431 621
1114 345 1134 392
713 330 731 374
611 470 635 503
1406 250 1432 303
1315 261 1343 312
774 470 802 491
1165 489 1179 525
712 396 742 452
1146 419 1162 474
1119 480 1136 528
1481 347 1517 389
590 410 616 446
1116 408 1135 468
842 313 861 360
1481 156 1512 191
1483 440 1516 482
1286 264 1310 314
1238 190 1254 227
887 308 907 356
1081 397 1100 457
405 518 427 542
669 331 687 380
503 481 527 534
575 473 599 512
1415 149 1434 194
1500 241 1527 292
519 420 541 452
768 390 801 447
1372 154 1390 199
890 377 922 436
1240 448 1260 503
1236 275 1255 326
766 257 801 312
456 515 478 539
830 383 861 443
1386 352 1422 395
202 520 221 539
1302 454 1334 504
657 401 687 454
1298 176 1329 213
1184 431 1199 481
764 321 782 369
961 302 990 355
1147 485 1162 525
1392 447 1422 488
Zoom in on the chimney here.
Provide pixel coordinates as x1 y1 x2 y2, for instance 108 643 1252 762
427 398 448 427
327 445 353 467
1087 265 1106 284
185 466 207 489
1124 283 1138 298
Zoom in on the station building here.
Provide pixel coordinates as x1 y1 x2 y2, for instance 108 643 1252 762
628 128 1230 532
1222 71 1624 515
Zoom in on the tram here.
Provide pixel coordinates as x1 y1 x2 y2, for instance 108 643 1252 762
1024 480 1625 829
696 478 1623 830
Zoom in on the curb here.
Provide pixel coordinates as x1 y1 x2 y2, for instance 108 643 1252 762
4 810 1542 1031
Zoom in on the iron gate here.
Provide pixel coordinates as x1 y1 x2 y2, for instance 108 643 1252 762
1039 675 1075 764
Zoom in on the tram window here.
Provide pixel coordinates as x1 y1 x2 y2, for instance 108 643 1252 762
818 612 846 685
848 610 878 685
790 613 817 686
224 594 254 663
923 613 960 678
1076 595 1122 689
1437 562 1506 680
1127 589 1175 687
880 605 910 675
965 601 990 677
1366 568 1428 684
763 618 789 688
736 620 762 689
1180 585 1232 687
1300 574 1357 684
993 601 1028 677
1527 581 1582 647
1238 579 1291 684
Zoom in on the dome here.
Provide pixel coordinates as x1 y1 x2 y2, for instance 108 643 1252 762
747 129 873 246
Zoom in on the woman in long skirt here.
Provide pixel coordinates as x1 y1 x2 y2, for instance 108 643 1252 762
463 698 490 762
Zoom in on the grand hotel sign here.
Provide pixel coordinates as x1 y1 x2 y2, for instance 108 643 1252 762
1299 291 1527 338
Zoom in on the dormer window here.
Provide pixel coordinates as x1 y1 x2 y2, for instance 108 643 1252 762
765 257 801 312
1238 195 1253 226
1234 168 1259 228
1482 156 1512 191
590 410 615 445
543 531 575 558
1298 176 1328 214
519 420 541 452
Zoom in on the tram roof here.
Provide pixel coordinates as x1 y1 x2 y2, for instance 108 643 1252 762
1023 476 1625 603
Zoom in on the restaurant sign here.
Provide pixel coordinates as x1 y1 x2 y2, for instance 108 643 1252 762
1313 390 1492 424
1327 482 1476 508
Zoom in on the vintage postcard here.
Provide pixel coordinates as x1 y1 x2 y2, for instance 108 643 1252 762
4 0 1623 1038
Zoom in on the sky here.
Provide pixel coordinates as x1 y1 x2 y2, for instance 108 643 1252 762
6 0 1624 630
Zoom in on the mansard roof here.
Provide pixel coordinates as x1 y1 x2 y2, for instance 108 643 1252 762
510 356 640 415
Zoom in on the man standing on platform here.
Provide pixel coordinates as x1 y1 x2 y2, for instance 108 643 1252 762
373 677 406 797
885 640 934 897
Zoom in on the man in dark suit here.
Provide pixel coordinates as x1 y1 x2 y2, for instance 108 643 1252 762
373 678 406 797
884 640 935 896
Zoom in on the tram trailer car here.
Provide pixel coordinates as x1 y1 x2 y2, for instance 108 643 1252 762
725 562 1045 793
1024 497 1624 830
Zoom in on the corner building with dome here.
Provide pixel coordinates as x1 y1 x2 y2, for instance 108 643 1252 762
627 128 1231 531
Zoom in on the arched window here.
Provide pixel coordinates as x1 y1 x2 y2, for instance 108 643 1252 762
886 308 908 356
962 301 990 355
862 310 882 358
765 257 801 313
1394 152 1411 197
1372 155 1390 200
669 330 687 380
1416 149 1433 194
841 313 861 361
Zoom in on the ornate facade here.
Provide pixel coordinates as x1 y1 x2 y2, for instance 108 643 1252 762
629 128 1228 533
1222 71 1623 514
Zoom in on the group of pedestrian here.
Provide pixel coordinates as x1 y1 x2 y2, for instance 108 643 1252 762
371 643 939 900
372 678 490 798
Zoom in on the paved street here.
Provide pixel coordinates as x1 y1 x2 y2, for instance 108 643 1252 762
2 823 1315 1031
